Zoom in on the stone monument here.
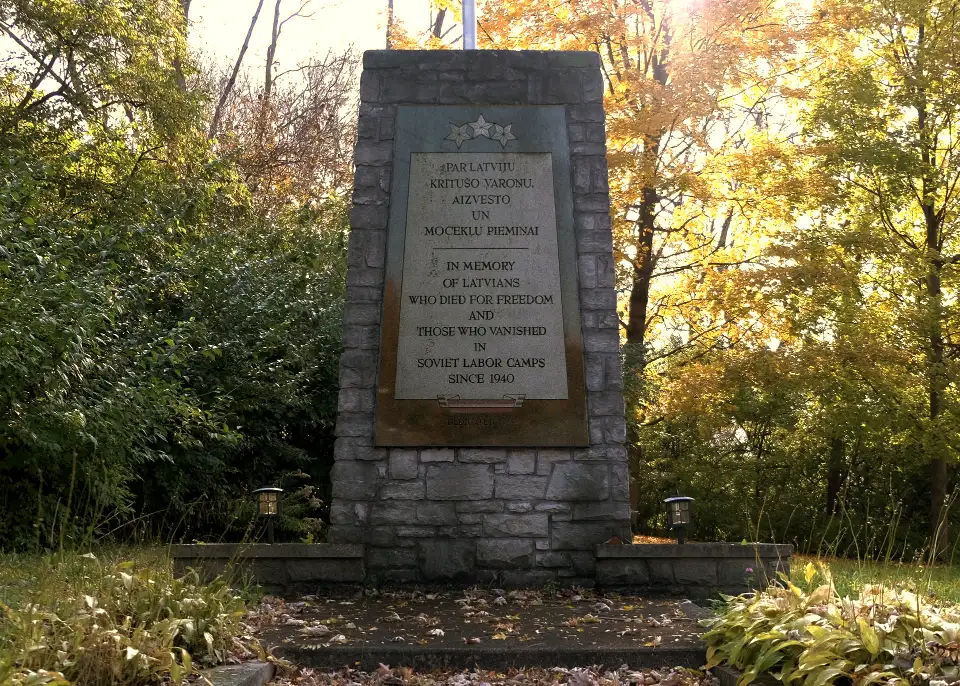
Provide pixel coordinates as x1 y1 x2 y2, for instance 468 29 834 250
329 50 630 584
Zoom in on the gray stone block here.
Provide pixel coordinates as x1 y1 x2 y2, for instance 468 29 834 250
536 449 571 475
397 525 435 538
545 463 609 500
673 560 719 586
437 524 482 538
359 71 380 101
596 559 650 586
419 540 476 580
573 501 631 521
583 329 619 353
368 547 417 570
421 448 454 462
369 501 417 525
507 450 536 474
477 539 534 569
457 501 503 513
552 522 626 550
248 560 287 585
506 501 533 513
426 464 494 500
718 559 755 586
568 551 597 576
286 559 365 583
536 552 571 568
389 449 419 479
483 514 549 538
328 501 357 525
586 390 625 415
500 569 557 587
648 560 676 584
494 475 548 500
535 502 571 514
459 449 507 463
417 502 458 525
365 526 411 547
380 481 426 499
330 462 378 500
202 661 275 686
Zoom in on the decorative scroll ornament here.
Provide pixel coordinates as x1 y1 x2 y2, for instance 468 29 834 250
445 114 517 148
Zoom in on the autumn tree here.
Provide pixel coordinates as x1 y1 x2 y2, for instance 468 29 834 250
473 0 797 359
804 0 960 554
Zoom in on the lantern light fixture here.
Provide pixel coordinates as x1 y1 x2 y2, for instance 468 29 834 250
664 496 694 544
253 487 283 544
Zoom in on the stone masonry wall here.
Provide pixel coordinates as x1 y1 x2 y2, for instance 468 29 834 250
329 50 630 585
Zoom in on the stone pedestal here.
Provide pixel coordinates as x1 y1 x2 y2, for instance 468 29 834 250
330 50 629 584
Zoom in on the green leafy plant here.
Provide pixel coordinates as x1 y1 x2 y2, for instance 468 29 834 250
703 562 960 685
0 551 252 686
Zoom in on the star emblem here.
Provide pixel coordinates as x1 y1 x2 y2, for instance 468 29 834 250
445 123 473 148
469 114 492 138
492 123 516 148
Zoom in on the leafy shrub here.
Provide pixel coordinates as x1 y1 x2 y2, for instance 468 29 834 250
0 551 251 686
703 562 960 685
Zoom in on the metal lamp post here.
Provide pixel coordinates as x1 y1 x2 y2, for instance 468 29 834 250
664 496 694 545
253 487 283 544
463 0 477 49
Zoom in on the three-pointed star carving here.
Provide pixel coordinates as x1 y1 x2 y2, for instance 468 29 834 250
492 123 517 147
469 114 492 138
445 123 473 148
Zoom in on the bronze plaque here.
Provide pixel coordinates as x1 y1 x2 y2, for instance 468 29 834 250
375 106 588 446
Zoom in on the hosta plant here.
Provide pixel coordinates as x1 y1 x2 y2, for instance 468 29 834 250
702 563 960 685
0 553 255 686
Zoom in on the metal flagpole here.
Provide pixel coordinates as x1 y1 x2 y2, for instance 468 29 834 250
463 0 477 49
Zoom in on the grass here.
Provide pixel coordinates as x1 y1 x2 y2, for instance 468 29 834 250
0 547 258 686
791 553 960 604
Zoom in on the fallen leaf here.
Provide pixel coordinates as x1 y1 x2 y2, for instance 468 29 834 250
300 624 331 636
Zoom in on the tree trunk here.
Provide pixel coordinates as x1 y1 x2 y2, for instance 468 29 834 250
265 0 282 99
386 0 394 48
625 184 659 347
915 23 949 556
173 0 191 90
826 436 844 517
209 0 266 139
432 8 447 38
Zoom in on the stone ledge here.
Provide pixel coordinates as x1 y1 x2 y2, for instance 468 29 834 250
172 544 365 588
170 543 363 559
201 661 275 686
362 50 600 70
596 543 793 559
595 543 792 601
274 644 704 671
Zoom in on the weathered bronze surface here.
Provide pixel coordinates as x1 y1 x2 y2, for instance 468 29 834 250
375 105 588 447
